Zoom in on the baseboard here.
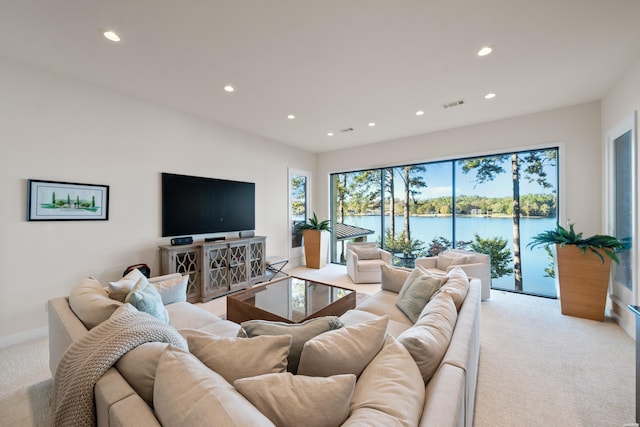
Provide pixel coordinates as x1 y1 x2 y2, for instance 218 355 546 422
0 327 48 348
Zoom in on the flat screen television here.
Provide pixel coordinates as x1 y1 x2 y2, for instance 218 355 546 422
161 172 255 237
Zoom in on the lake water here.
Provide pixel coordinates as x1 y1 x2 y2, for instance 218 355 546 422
342 215 557 297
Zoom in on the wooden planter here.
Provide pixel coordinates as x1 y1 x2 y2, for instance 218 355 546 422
303 230 330 269
556 244 612 321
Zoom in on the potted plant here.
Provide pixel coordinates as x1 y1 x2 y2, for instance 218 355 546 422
528 223 628 321
297 213 331 269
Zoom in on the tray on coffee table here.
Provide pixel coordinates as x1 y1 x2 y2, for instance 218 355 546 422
226 276 356 324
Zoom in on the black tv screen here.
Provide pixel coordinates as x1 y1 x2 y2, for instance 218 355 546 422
161 173 255 237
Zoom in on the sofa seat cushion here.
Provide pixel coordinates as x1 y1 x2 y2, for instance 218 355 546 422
343 335 425 426
165 302 224 330
153 345 275 426
397 291 458 383
234 373 356 427
356 258 388 272
339 309 411 338
180 329 291 383
196 319 243 337
69 277 122 329
297 316 388 378
355 290 413 327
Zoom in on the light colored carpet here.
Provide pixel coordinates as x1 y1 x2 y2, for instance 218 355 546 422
0 265 635 426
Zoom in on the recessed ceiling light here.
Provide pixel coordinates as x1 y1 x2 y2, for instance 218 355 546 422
485 93 496 99
477 46 493 56
287 114 295 120
368 122 375 127
103 31 120 42
416 110 425 116
327 132 334 136
223 85 234 92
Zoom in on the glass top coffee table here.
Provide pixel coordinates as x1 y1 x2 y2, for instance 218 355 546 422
226 276 356 324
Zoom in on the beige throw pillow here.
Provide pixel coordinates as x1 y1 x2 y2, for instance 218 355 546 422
234 372 356 427
439 266 470 310
181 329 291 383
395 268 443 323
397 291 458 382
436 252 471 270
239 316 343 373
152 274 188 305
69 277 122 329
297 315 388 377
115 341 168 406
154 345 274 427
380 265 412 293
351 246 381 260
108 269 144 302
343 335 425 426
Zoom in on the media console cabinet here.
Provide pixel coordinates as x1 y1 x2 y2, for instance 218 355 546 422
159 236 266 303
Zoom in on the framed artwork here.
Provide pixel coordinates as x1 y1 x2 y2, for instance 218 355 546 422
27 179 109 221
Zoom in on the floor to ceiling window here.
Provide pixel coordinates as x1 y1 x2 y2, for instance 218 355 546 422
330 147 559 297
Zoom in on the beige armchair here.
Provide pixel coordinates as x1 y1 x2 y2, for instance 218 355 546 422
346 242 392 284
416 249 491 299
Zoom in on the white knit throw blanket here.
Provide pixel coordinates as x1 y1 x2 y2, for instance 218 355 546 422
50 310 187 427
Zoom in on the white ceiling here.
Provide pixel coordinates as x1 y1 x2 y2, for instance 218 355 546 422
2 1 640 153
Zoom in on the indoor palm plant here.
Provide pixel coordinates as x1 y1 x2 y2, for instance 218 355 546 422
297 213 332 269
528 223 628 321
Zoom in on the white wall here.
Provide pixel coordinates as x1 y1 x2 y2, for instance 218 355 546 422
0 58 315 346
601 54 640 337
317 101 603 237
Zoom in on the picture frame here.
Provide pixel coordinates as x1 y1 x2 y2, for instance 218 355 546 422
27 179 109 221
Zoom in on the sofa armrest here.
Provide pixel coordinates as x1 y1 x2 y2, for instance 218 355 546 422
415 257 437 269
379 249 392 263
48 297 89 376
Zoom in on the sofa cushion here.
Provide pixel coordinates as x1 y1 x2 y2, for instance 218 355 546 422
351 246 381 260
180 329 291 383
154 345 274 426
343 335 425 427
69 277 123 329
239 316 343 373
436 252 471 270
108 269 144 302
297 315 388 378
151 274 188 305
234 372 356 427
115 341 168 406
438 267 470 310
124 276 169 323
380 265 412 293
396 268 443 323
397 291 458 382
357 258 387 272
166 302 224 330
354 290 412 327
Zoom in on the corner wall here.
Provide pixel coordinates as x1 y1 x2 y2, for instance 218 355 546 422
0 58 315 346
601 54 640 338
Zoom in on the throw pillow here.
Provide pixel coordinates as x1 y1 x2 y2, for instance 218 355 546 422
124 276 169 323
152 274 188 305
397 291 458 382
181 329 291 383
297 315 388 378
343 335 424 427
351 245 381 260
154 345 274 427
395 268 443 323
380 265 412 293
436 252 470 270
239 316 344 373
234 372 356 427
69 277 122 329
108 268 144 302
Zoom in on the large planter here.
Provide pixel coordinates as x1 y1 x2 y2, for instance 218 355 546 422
556 244 612 321
303 229 330 269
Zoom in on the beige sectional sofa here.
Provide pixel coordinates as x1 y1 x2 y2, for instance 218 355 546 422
48 266 481 427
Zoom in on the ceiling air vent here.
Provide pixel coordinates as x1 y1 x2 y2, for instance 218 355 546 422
442 99 465 109
340 127 355 133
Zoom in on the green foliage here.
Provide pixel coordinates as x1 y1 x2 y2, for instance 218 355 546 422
380 230 425 264
527 223 629 264
470 234 514 279
543 246 555 278
296 212 331 232
425 237 471 256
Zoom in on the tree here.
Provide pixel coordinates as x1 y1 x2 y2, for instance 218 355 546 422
470 233 514 279
399 165 427 244
51 192 56 205
461 149 556 291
